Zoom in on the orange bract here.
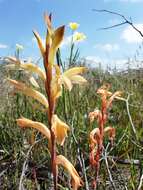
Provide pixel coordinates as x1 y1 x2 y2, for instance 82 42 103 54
56 155 83 190
62 67 87 91
17 117 51 145
8 79 49 109
51 115 70 146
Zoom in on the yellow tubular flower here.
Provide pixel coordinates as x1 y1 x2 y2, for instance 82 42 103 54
33 30 45 57
69 22 79 30
61 67 87 91
6 56 46 81
51 115 70 146
48 25 65 66
17 117 51 145
8 79 49 109
51 65 62 100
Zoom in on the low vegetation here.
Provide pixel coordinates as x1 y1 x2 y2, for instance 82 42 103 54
0 14 143 190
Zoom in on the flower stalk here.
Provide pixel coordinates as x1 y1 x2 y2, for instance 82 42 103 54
8 13 86 190
89 84 122 189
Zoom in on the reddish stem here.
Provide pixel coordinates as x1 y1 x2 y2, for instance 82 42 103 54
44 44 57 190
93 99 107 188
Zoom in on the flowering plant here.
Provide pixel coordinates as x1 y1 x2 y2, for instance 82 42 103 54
7 13 87 190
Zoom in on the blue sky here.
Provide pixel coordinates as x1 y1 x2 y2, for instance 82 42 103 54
1 0 143 69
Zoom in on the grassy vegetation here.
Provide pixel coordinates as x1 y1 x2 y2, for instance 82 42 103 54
0 60 143 189
0 17 143 190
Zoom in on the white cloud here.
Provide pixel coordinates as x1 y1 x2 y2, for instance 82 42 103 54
85 56 131 70
121 24 143 43
0 43 8 49
86 56 103 64
60 35 72 48
94 43 119 52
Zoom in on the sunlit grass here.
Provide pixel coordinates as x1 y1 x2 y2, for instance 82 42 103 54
0 14 143 190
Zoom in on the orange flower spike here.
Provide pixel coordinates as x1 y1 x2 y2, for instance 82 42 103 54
89 147 97 166
89 128 101 167
97 85 111 105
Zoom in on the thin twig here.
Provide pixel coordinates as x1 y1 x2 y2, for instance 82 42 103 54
93 9 143 38
97 21 127 30
0 168 8 178
103 148 116 190
125 94 137 139
110 158 129 190
19 146 32 190
19 139 43 190
137 173 143 190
